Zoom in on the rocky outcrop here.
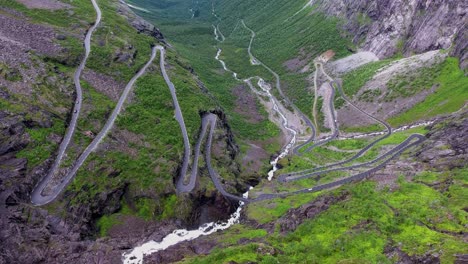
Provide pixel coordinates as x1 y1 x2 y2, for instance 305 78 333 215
15 0 71 10
276 191 350 233
82 69 126 102
0 112 29 157
415 110 468 170
0 110 179 263
372 109 468 188
451 27 467 70
117 0 165 43
0 13 62 57
144 236 217 264
313 0 467 68
183 110 245 227
336 50 447 127
384 244 440 264
456 254 468 264
210 109 240 162
132 18 165 43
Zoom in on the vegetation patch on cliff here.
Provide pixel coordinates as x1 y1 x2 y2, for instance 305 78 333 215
389 57 468 126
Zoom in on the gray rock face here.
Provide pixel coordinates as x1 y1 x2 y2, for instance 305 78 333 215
0 112 29 156
131 18 165 42
144 238 217 263
0 110 171 263
277 191 350 233
314 0 467 68
372 109 468 190
416 110 468 170
451 27 468 70
117 0 165 43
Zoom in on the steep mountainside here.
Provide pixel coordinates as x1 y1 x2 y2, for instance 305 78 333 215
0 0 467 263
0 0 253 262
313 0 467 69
144 109 468 263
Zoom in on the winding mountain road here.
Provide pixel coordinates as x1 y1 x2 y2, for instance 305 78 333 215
30 0 158 205
197 20 427 203
32 0 427 207
186 112 425 203
30 0 102 205
303 81 339 152
204 114 250 203
155 46 197 193
241 20 317 163
217 20 301 180
147 16 427 205
124 6 431 261
32 45 157 205
241 20 316 139
284 63 394 179
158 44 235 196
255 134 425 201
159 51 246 197
285 0 315 22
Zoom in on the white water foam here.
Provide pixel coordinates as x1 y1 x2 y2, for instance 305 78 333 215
215 49 239 80
255 78 297 181
212 25 221 42
338 121 434 140
122 188 252 264
120 76 295 261
122 17 298 264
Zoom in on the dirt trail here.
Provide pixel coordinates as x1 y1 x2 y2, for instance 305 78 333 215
318 82 335 131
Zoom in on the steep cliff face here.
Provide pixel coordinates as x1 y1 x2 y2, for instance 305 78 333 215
314 0 467 68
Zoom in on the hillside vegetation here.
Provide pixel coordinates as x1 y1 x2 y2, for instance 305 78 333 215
1 0 466 262
1 0 228 231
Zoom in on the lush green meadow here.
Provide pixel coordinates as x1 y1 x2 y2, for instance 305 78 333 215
184 167 468 263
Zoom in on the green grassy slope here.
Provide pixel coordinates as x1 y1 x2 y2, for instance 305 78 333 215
121 2 468 262
131 0 352 127
183 167 468 263
338 55 467 127
388 57 468 126
127 0 280 141
2 0 220 231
